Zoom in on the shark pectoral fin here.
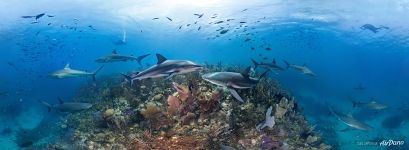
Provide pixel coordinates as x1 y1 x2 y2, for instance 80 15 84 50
39 100 52 112
228 88 244 102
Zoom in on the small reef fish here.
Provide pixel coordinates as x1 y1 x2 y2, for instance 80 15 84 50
95 50 150 65
193 13 204 18
251 59 284 71
40 98 92 112
220 29 229 34
166 17 173 21
360 24 389 33
152 17 159 20
327 104 373 131
49 64 104 81
122 54 203 83
202 67 268 102
21 13 45 20
256 106 275 131
283 60 316 77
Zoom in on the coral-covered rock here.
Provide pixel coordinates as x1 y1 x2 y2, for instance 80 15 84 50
141 103 162 119
167 95 181 115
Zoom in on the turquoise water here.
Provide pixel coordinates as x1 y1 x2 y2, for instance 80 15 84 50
1 0 409 149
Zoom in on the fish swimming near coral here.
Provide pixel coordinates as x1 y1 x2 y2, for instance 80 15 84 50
40 98 92 113
202 67 268 102
124 54 203 83
360 24 389 33
95 50 150 65
49 64 104 81
327 104 373 131
283 60 316 77
251 59 284 71
256 106 275 131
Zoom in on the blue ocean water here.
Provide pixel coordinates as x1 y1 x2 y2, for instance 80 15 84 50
1 0 409 149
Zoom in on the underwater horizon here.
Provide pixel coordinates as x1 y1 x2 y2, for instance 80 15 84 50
1 0 409 149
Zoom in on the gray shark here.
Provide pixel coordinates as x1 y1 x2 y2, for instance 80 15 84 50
202 67 268 102
122 54 202 84
283 60 316 77
354 84 366 90
352 99 388 110
360 24 389 33
251 59 284 71
40 98 92 113
95 50 150 65
49 64 104 81
328 104 373 131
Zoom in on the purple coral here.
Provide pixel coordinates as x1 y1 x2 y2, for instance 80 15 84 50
257 106 275 131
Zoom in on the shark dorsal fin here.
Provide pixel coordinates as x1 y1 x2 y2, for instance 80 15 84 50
64 63 70 69
241 66 251 78
57 98 64 104
112 49 118 54
156 54 167 64
272 59 276 64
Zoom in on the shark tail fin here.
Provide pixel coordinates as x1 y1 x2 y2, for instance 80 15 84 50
379 25 390 30
39 100 52 112
92 65 105 81
120 73 135 86
283 60 290 69
136 54 151 66
251 59 259 69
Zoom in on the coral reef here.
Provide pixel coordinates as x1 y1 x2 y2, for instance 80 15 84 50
55 64 331 149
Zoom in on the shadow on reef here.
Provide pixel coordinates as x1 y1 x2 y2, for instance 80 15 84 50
48 64 332 149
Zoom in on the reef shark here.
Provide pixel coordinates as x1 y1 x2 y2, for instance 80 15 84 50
283 60 316 77
40 98 92 113
360 24 389 33
251 59 284 71
352 99 388 110
354 84 366 90
202 67 268 102
95 50 150 65
327 104 373 131
49 64 104 81
121 54 203 84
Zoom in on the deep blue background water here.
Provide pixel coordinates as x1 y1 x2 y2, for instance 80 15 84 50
1 0 409 149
